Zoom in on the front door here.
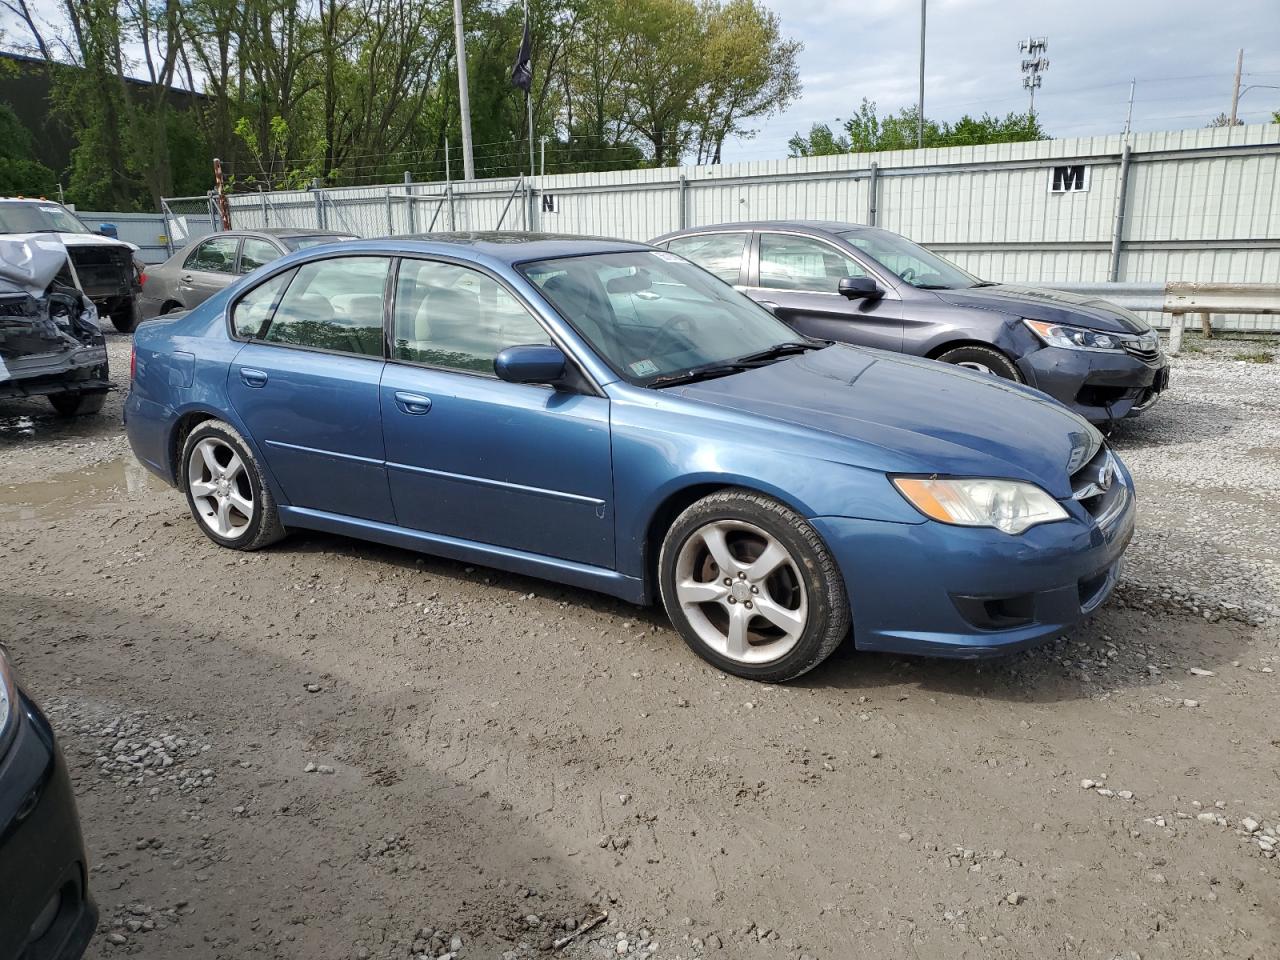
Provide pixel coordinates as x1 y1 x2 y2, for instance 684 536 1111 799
226 255 395 522
380 257 614 568
747 232 904 352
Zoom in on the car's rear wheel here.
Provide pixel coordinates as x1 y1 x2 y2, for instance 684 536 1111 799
109 301 139 333
934 344 1024 382
181 420 285 550
48 390 107 416
658 490 850 682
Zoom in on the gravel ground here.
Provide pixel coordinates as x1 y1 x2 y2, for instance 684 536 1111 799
1 330 1278 960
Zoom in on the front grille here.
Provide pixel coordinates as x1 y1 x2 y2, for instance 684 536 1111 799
1122 340 1162 364
1069 444 1124 522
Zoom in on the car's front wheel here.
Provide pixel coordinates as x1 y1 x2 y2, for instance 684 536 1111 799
934 344 1024 382
181 420 285 550
658 490 850 682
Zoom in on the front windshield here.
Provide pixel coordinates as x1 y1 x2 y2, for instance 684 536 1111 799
521 250 805 385
0 201 92 235
841 229 981 290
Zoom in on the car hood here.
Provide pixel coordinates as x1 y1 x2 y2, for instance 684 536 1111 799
935 284 1150 334
677 346 1100 499
56 233 140 253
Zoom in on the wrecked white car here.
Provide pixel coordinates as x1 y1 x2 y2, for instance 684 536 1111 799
0 234 110 416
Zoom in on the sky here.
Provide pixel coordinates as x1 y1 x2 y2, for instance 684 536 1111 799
721 0 1280 161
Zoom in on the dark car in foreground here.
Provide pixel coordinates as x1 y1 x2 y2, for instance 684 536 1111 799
652 221 1169 424
125 233 1134 682
0 647 98 959
1 235 110 416
138 228 358 320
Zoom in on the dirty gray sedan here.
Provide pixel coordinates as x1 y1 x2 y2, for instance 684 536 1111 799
139 229 356 320
653 221 1170 424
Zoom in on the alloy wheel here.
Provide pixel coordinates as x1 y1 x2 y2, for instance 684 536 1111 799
673 519 808 664
187 437 254 540
955 360 995 375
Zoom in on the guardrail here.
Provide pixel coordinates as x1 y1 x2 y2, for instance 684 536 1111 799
1049 282 1280 353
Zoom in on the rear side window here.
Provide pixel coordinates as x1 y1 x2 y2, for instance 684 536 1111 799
392 259 549 374
260 256 390 357
184 236 238 274
665 233 748 284
239 237 281 274
232 269 295 338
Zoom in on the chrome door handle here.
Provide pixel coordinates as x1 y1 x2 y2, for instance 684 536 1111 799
394 391 432 415
180 274 194 283
239 367 268 387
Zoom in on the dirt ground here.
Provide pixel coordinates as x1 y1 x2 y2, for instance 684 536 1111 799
2 330 1278 960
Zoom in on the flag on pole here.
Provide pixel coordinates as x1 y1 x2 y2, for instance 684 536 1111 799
510 10 532 92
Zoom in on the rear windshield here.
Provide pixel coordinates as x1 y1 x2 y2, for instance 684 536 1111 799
282 235 357 251
0 202 92 235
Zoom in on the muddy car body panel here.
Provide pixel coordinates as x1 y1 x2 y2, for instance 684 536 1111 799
0 199 141 333
0 650 98 960
0 235 110 412
125 235 1135 661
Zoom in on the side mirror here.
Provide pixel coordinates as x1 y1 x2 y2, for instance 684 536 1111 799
838 276 883 300
495 344 567 385
97 222 119 239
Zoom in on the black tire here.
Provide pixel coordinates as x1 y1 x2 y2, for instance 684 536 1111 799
658 489 850 682
162 301 185 315
48 390 107 416
180 419 286 551
109 301 139 333
934 344 1024 382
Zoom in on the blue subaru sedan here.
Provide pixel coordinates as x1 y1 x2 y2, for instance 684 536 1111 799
125 234 1135 682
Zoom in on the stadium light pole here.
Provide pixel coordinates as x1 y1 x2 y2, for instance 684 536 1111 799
917 0 926 148
452 0 476 180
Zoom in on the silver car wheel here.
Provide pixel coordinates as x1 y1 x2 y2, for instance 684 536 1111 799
955 360 995 375
673 519 808 664
187 437 254 540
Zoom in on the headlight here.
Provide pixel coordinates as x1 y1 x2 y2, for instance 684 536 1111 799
1023 318 1123 351
0 648 17 755
893 476 1069 535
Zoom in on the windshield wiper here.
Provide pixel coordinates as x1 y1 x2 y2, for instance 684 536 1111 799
969 281 999 288
731 341 816 364
912 283 958 290
648 363 749 388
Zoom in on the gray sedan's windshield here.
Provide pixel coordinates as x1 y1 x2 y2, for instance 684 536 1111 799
522 251 810 385
841 229 981 290
0 201 92 235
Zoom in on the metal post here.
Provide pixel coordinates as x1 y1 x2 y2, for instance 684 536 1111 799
1229 48 1243 125
678 174 688 229
1123 78 1135 138
385 188 393 235
452 0 476 179
916 0 926 148
260 189 268 228
312 178 325 229
867 162 879 226
1200 311 1214 339
1168 314 1184 356
540 136 546 177
527 91 535 179
405 171 416 234
1107 144 1132 282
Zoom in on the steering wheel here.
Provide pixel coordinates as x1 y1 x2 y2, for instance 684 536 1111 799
899 266 918 284
643 312 696 355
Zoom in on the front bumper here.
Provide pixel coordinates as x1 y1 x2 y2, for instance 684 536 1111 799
0 695 97 960
811 470 1135 658
1018 345 1169 422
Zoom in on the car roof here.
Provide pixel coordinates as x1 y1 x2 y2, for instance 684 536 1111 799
338 232 654 264
654 220 891 241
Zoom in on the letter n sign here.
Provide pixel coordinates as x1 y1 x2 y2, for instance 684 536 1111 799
541 193 557 213
1050 165 1090 193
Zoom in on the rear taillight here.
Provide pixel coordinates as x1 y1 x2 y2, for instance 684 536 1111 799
130 344 137 380
138 271 148 288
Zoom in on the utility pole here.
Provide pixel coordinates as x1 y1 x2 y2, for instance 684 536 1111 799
451 0 475 180
525 0 535 180
1123 78 1135 138
540 136 546 177
916 0 926 148
1019 37 1049 114
1229 48 1243 125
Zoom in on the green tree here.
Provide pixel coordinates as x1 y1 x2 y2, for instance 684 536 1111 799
0 101 56 195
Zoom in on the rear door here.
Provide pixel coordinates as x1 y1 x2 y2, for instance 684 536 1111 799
236 236 286 276
226 255 395 522
745 231 903 351
664 232 750 287
179 235 241 307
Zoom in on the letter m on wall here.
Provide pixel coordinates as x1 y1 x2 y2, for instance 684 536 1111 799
1050 164 1090 193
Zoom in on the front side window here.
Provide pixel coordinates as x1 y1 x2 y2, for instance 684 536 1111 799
260 256 390 357
841 229 981 290
665 233 748 284
185 236 239 274
232 269 295 338
392 259 549 374
239 237 281 274
758 234 866 293
522 250 802 385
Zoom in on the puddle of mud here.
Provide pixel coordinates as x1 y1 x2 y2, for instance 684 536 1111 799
0 456 169 522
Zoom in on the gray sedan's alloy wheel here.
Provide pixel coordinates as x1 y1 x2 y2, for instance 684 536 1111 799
181 420 285 551
934 345 1024 382
659 490 850 682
